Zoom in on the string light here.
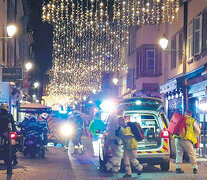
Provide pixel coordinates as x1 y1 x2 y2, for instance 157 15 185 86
41 0 180 107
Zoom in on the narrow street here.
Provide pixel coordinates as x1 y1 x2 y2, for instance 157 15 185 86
0 136 207 180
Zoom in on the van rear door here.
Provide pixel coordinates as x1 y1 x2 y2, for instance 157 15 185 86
125 113 162 150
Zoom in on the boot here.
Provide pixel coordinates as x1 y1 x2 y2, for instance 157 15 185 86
176 168 184 174
193 168 197 174
123 174 132 178
137 170 142 175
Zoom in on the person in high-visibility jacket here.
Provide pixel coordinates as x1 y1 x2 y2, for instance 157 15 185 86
116 117 143 178
174 109 199 174
89 113 106 156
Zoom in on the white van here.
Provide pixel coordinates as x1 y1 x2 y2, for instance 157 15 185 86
99 97 171 171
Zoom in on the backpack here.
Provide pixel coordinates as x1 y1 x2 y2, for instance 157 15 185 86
168 112 187 136
127 122 143 141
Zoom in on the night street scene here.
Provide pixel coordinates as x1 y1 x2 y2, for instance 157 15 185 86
1 0 207 180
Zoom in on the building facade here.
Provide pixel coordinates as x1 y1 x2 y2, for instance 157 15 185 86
118 0 207 156
118 0 207 118
0 0 34 120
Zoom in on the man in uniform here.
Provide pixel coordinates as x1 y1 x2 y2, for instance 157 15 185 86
0 103 18 165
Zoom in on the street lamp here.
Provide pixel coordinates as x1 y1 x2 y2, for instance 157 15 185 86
0 24 17 40
159 34 184 54
25 62 33 71
159 0 189 113
34 82 40 89
159 33 169 50
112 77 119 85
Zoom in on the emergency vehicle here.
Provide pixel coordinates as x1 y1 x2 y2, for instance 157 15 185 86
99 97 171 171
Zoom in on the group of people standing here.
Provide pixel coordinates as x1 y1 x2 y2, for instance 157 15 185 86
88 110 143 178
88 108 200 178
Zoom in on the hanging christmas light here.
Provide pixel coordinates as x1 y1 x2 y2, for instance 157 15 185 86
41 0 180 106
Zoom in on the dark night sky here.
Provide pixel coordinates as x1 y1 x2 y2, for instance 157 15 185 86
28 0 53 86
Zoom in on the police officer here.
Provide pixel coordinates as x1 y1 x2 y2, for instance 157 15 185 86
0 103 18 165
38 113 50 148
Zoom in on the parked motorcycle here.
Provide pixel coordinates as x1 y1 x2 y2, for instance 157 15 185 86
23 129 45 158
0 132 19 165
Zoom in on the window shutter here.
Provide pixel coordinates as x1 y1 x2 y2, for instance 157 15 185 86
188 22 194 58
194 14 202 55
171 36 176 69
179 29 183 64
202 8 207 51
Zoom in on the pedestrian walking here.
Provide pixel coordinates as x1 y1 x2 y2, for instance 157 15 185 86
38 113 50 149
116 117 143 178
174 109 199 174
88 112 106 157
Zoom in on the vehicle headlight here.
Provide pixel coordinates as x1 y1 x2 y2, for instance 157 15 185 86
60 123 73 137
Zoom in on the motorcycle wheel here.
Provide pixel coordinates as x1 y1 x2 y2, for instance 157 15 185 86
30 147 36 158
40 147 45 158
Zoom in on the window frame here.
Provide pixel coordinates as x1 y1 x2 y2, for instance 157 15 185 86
146 49 156 75
188 22 194 59
193 14 202 56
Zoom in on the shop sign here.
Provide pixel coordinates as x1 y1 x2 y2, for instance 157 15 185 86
2 68 23 82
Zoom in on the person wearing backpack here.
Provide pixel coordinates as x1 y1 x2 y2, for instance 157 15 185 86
116 117 143 178
174 109 199 174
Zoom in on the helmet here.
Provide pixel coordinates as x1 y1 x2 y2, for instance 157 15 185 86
29 115 37 122
41 113 48 119
0 103 9 111
73 110 81 116
24 116 30 121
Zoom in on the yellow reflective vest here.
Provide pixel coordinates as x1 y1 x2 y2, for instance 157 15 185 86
119 126 138 150
179 115 197 145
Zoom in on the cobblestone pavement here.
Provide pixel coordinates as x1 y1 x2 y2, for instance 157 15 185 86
0 136 207 180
